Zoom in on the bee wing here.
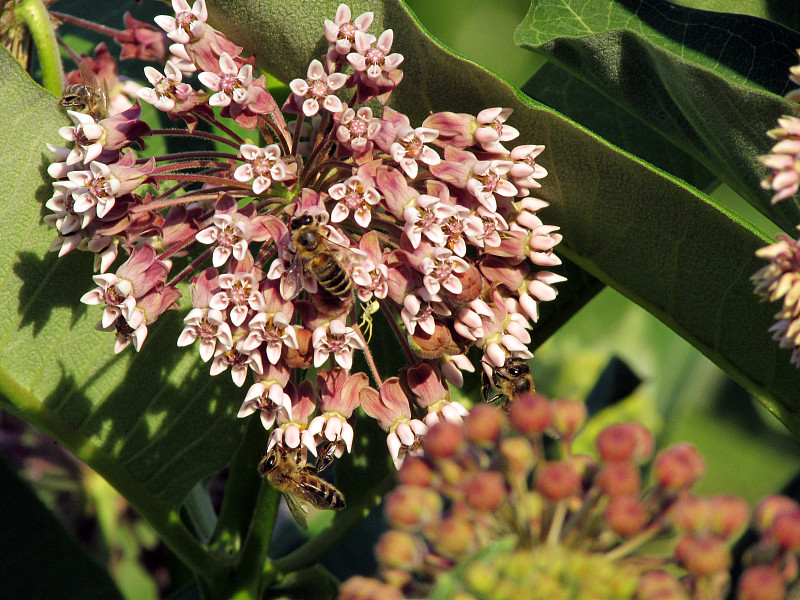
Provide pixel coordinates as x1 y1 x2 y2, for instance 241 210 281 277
77 61 100 89
282 493 309 531
321 225 364 271
281 252 306 300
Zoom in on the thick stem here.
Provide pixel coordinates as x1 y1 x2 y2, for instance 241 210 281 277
16 0 63 96
149 129 243 149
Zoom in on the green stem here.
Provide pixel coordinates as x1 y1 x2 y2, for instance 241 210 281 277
184 483 218 545
15 0 63 96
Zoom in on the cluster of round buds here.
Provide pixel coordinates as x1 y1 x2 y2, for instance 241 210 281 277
339 397 772 600
43 3 564 467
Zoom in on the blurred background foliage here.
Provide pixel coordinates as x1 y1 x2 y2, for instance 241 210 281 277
3 1 799 598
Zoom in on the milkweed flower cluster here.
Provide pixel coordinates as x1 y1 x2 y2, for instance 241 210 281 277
756 49 800 366
341 399 800 600
42 2 564 468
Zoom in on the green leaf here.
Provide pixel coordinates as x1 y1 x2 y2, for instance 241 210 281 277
515 0 800 233
672 0 800 33
0 48 235 577
202 0 800 432
0 454 124 599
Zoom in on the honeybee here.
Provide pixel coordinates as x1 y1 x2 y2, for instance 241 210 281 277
481 356 534 405
288 214 352 299
60 61 109 121
258 442 346 530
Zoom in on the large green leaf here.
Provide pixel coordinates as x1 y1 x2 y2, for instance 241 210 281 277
0 48 240 579
0 455 124 599
515 0 800 233
201 0 800 430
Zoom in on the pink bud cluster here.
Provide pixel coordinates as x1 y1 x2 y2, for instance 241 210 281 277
339 398 788 600
43 2 563 467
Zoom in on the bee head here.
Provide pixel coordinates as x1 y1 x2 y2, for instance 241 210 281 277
290 214 315 230
257 450 278 475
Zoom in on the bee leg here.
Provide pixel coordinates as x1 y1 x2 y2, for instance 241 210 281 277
481 370 492 403
315 440 337 473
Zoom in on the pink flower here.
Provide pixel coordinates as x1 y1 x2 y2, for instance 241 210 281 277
329 175 381 227
233 144 289 194
466 160 517 212
351 232 390 302
58 110 105 165
361 378 427 469
335 106 381 155
389 126 441 179
137 61 196 112
154 0 208 44
209 339 263 387
288 59 347 117
403 194 449 248
419 247 470 296
268 381 317 455
198 53 253 108
238 379 293 430
306 369 367 455
324 4 374 55
311 319 365 369
347 29 404 80
242 311 298 365
209 269 265 327
474 107 519 153
759 116 800 203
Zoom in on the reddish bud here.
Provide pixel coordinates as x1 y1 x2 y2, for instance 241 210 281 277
654 443 705 491
708 495 750 538
669 495 713 535
284 326 313 368
674 535 730 576
375 530 424 570
339 576 404 600
637 570 687 600
551 398 586 438
596 423 638 462
535 460 581 501
596 461 641 497
423 421 466 459
737 566 786 600
384 485 442 531
409 322 458 359
605 495 647 538
465 471 507 512
508 393 553 435
464 404 505 445
434 515 475 560
772 508 800 551
755 495 799 532
397 456 435 487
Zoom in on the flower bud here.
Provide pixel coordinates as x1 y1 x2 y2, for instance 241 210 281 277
535 460 581 501
605 495 647 538
637 570 687 600
465 471 507 512
409 322 458 359
595 421 656 463
669 495 714 535
654 443 705 491
464 404 505 445
434 515 476 560
499 437 535 478
375 530 424 570
755 495 799 532
550 398 586 439
508 393 552 435
772 508 800 551
338 576 403 600
737 565 786 600
397 456 435 487
423 421 466 459
596 461 641 497
384 485 442 531
708 495 750 539
674 535 730 576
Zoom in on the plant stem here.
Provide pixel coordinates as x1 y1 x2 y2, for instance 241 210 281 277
15 0 63 96
49 11 121 37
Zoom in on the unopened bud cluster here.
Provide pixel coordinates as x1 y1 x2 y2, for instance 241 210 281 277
41 1 564 467
340 397 800 600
